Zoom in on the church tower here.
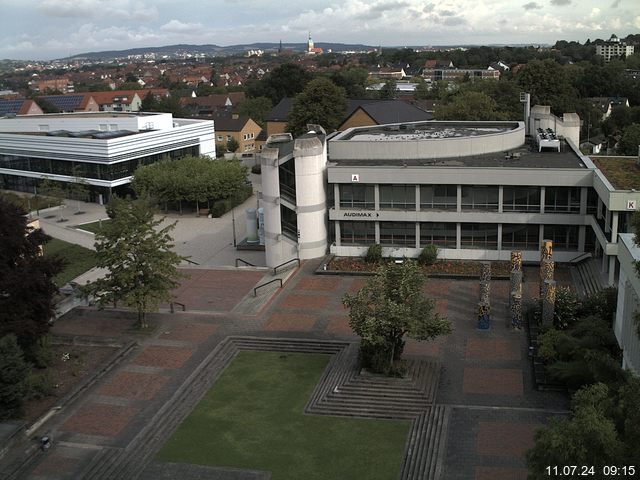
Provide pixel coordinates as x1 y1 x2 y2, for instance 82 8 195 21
307 32 314 53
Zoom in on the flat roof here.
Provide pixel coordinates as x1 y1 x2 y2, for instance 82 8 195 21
339 121 518 142
591 156 640 190
329 140 587 169
0 112 161 120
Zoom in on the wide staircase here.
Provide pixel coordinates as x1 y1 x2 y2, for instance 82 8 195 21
573 257 607 297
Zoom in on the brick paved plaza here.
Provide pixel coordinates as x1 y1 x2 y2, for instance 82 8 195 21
7 260 572 480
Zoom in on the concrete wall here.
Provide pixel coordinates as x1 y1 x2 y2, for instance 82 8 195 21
615 234 640 374
0 112 175 133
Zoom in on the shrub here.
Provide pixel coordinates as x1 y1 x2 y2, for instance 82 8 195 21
418 245 438 266
579 287 617 326
364 244 383 263
554 286 580 329
211 199 232 218
25 370 55 400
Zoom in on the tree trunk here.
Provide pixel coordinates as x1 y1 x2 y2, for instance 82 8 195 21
196 199 200 216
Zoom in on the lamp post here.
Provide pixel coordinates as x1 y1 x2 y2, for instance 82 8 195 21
231 205 237 247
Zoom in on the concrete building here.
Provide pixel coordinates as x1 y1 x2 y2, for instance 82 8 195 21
614 234 640 373
596 34 635 62
0 112 215 202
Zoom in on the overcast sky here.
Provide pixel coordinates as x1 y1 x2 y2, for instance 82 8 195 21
2 0 639 60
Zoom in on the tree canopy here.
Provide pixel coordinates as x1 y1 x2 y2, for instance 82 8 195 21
245 63 311 104
0 198 63 348
342 261 451 374
84 197 184 328
618 123 640 156
286 77 347 137
131 156 248 211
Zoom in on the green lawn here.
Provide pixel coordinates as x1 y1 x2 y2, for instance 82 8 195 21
157 351 411 480
75 219 111 234
42 238 97 286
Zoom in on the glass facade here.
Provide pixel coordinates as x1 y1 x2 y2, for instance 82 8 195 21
0 146 199 182
420 222 457 248
544 224 578 250
461 186 499 211
340 184 374 209
502 224 540 250
420 185 457 210
379 185 416 210
545 187 580 213
340 221 375 245
461 223 498 249
503 186 540 212
278 159 296 203
380 222 416 246
280 205 297 240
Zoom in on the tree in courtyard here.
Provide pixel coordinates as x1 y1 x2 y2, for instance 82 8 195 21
342 261 451 375
226 137 240 154
286 77 347 137
236 96 272 127
0 198 63 350
84 197 185 328
435 91 503 121
0 334 30 420
378 79 397 100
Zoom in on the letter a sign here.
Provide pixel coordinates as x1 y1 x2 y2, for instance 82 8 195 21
351 174 359 182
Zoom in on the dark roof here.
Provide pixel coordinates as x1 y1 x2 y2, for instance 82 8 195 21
0 99 27 115
345 100 433 125
266 98 432 127
213 115 251 132
266 97 294 122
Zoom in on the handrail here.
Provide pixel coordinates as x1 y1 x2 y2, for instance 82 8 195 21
568 252 592 264
273 258 300 275
183 258 200 265
170 301 186 313
235 258 256 267
254 278 283 297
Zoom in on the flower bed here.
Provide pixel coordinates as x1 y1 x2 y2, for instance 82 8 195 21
326 256 511 278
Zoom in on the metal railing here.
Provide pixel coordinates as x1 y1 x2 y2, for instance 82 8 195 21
254 278 282 297
568 252 592 264
235 258 256 267
273 258 300 275
182 258 200 266
170 302 186 313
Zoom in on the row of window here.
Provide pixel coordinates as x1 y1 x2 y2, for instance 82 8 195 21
0 146 200 181
339 221 579 251
338 184 590 213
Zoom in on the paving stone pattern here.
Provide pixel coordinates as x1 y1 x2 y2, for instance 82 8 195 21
13 261 575 480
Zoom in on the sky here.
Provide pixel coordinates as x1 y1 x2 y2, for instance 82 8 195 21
1 0 639 60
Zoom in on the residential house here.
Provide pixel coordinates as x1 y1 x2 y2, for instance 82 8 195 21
29 76 74 93
90 90 143 112
214 114 262 153
0 99 44 116
37 93 99 113
587 97 630 121
180 93 246 116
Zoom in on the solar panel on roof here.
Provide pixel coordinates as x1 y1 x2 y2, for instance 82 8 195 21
40 95 84 111
0 100 24 115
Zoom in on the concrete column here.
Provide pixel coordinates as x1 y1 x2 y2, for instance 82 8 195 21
538 224 545 250
335 221 341 247
579 187 588 215
578 225 586 252
602 253 608 273
597 197 603 220
498 186 504 213
375 221 380 244
334 184 340 211
457 185 462 212
415 222 420 249
374 184 380 211
456 222 461 250
497 223 503 251
611 212 619 244
609 256 616 286
540 186 545 214
415 185 420 212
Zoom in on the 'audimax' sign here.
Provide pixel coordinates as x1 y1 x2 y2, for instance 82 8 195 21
343 212 379 218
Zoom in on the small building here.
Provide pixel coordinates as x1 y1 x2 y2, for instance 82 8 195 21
37 94 99 113
214 115 262 153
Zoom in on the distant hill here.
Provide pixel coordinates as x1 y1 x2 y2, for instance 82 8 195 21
67 42 377 61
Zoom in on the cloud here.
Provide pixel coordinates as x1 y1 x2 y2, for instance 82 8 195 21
442 16 467 26
549 0 571 5
160 20 205 34
37 0 157 21
356 1 411 21
439 9 456 16
523 2 542 10
611 0 621 7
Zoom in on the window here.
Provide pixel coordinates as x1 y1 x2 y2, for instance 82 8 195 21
279 159 296 203
544 225 578 250
379 185 415 210
587 188 598 215
461 223 498 249
226 135 232 141
280 205 297 240
461 186 499 211
217 135 223 141
545 187 580 213
339 184 374 209
340 221 375 245
420 222 456 248
503 186 540 212
380 222 415 247
502 224 540 250
420 185 457 210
